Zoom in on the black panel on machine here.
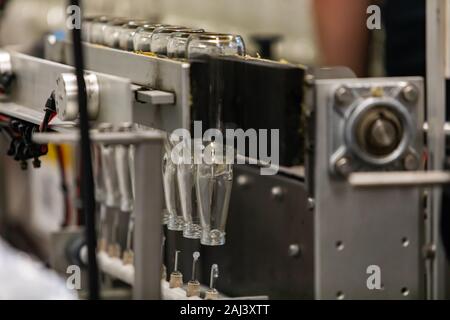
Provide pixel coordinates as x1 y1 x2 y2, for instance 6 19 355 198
190 56 305 167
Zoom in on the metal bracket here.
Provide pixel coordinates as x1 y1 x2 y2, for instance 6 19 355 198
1 50 133 126
51 41 190 131
131 84 175 105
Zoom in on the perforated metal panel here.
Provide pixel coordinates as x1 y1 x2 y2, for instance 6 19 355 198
312 77 425 299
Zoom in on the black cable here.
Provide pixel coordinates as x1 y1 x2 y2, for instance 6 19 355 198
69 0 99 299
40 91 56 132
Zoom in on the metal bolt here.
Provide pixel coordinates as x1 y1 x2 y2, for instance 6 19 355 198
304 74 314 86
404 153 419 171
402 84 419 103
335 86 353 105
307 197 315 211
288 244 301 258
370 118 397 149
236 175 251 188
271 186 284 201
335 157 352 177
423 244 436 260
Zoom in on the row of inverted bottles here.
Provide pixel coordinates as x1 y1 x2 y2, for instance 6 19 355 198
92 124 233 264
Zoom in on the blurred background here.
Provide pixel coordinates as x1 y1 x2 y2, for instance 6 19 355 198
0 0 365 67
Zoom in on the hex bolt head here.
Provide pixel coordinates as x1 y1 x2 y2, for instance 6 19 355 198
288 244 301 258
404 153 419 171
335 157 352 177
402 84 419 103
335 86 353 105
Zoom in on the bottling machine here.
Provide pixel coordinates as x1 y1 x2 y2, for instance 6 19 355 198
1 0 450 300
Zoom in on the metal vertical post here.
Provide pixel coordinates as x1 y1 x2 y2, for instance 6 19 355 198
133 140 164 299
426 0 448 300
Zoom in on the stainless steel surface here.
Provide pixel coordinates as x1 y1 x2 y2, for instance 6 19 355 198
32 130 166 145
427 0 449 299
59 41 190 131
327 79 422 172
423 122 450 134
115 125 134 213
312 77 425 299
0 102 75 130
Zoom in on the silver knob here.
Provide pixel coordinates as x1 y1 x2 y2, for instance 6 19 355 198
55 73 100 121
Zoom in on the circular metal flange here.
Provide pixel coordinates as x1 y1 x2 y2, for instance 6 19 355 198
55 73 100 121
344 97 414 167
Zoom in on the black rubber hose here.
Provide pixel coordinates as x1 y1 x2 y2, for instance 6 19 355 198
69 0 99 299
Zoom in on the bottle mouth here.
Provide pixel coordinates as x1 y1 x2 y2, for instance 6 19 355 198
191 33 240 41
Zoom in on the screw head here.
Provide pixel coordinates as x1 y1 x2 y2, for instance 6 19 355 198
335 86 353 105
402 84 419 103
404 153 419 171
288 244 301 257
236 175 251 188
423 244 436 260
335 157 352 176
271 186 284 201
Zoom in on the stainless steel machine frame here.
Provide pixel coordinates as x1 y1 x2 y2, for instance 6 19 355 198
33 130 165 299
1 1 449 297
308 77 425 299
